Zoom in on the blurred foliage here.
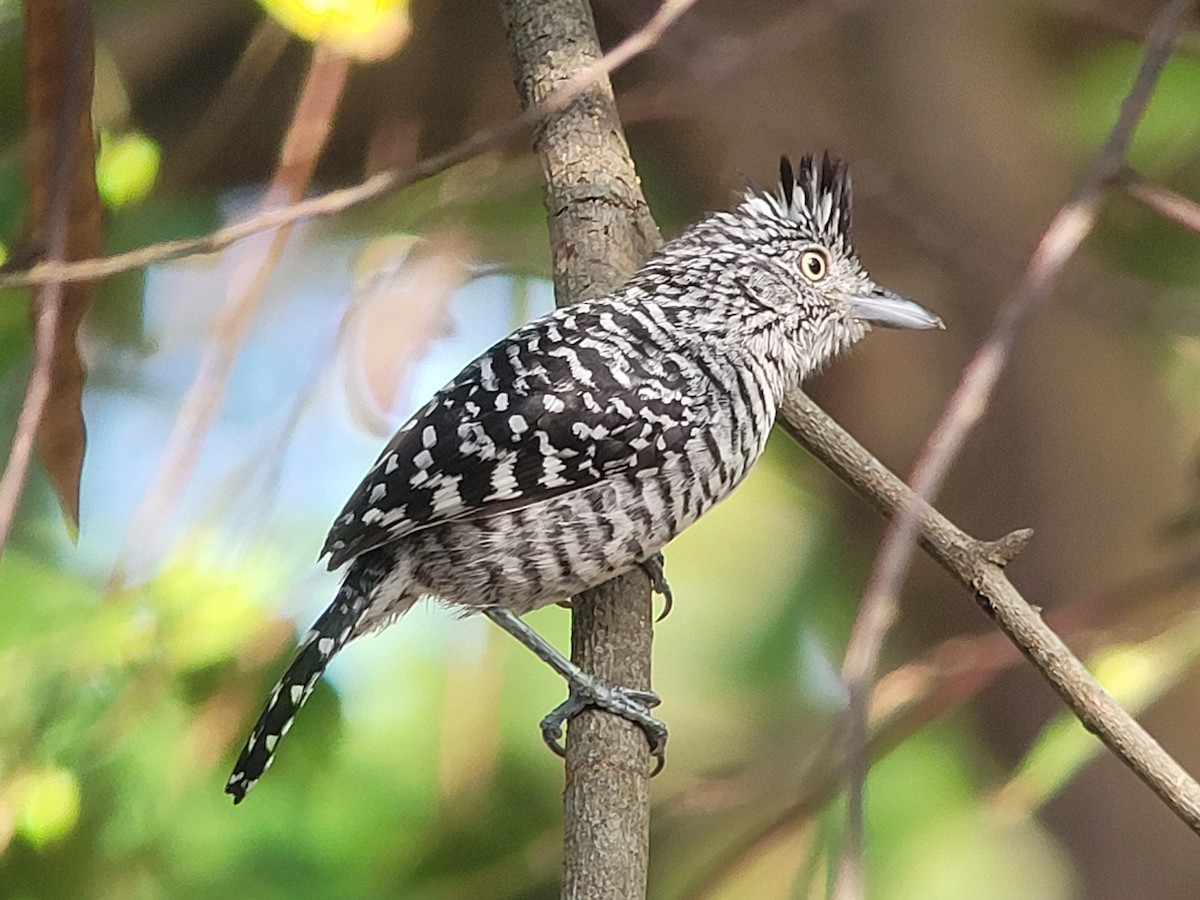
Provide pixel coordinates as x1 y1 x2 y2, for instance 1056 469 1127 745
1061 43 1200 287
257 0 412 60
0 1 1199 898
1065 46 1200 174
998 612 1200 820
96 131 161 210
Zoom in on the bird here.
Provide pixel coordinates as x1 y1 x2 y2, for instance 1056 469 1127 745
225 153 943 803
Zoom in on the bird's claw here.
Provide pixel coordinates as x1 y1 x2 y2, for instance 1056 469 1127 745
540 681 668 774
641 553 673 622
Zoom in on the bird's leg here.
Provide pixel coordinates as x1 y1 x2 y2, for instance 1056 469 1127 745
483 606 668 772
640 552 673 621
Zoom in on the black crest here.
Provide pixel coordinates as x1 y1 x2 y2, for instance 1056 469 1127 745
776 152 853 248
779 155 796 208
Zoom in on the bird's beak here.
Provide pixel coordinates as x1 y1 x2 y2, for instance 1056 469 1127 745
841 287 944 330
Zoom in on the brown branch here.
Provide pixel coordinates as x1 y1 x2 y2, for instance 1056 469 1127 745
106 43 351 591
0 0 95 555
0 0 697 294
499 1 687 897
778 389 1200 838
678 546 1200 899
1122 169 1200 233
829 1 1196 893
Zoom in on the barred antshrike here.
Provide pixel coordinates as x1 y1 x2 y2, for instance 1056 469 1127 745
226 154 942 802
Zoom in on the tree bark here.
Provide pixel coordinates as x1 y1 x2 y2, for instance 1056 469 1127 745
498 1 662 896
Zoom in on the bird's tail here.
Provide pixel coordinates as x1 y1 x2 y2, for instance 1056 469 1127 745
225 548 392 804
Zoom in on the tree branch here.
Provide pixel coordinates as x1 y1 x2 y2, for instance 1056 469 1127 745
0 0 696 294
830 1 1197 892
498 1 684 897
777 389 1200 836
678 548 1200 899
1122 169 1200 233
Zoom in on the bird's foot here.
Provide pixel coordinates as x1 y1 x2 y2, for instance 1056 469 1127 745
640 553 673 621
540 676 668 775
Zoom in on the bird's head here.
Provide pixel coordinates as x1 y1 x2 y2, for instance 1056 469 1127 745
651 153 943 381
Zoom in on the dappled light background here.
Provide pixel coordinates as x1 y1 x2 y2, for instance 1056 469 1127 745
1 0 1199 897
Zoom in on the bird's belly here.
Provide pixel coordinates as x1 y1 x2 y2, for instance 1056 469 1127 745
398 427 764 614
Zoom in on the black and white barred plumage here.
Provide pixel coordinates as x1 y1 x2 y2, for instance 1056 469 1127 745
226 154 941 802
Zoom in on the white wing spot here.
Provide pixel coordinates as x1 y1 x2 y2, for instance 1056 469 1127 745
381 506 408 524
317 637 335 656
422 425 437 448
484 457 518 500
384 455 399 474
479 355 498 390
431 477 465 513
369 483 386 503
414 449 434 469
508 415 528 435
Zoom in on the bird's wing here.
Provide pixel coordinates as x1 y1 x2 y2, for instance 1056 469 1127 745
321 313 693 570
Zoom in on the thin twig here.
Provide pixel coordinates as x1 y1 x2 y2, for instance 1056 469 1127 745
106 44 351 591
1122 169 1200 233
0 0 698 293
0 0 92 554
165 19 291 186
831 2 1195 894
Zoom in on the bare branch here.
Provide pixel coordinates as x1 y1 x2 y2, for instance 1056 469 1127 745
779 389 1200 839
166 19 292 186
1123 170 1200 233
0 0 697 294
679 543 1200 899
831 1 1196 893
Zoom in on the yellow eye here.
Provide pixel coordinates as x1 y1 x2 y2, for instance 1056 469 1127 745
800 249 829 282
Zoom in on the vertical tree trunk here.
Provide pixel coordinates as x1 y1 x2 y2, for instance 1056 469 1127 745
497 1 662 896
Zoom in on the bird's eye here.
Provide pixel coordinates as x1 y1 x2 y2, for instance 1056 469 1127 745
800 249 829 282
